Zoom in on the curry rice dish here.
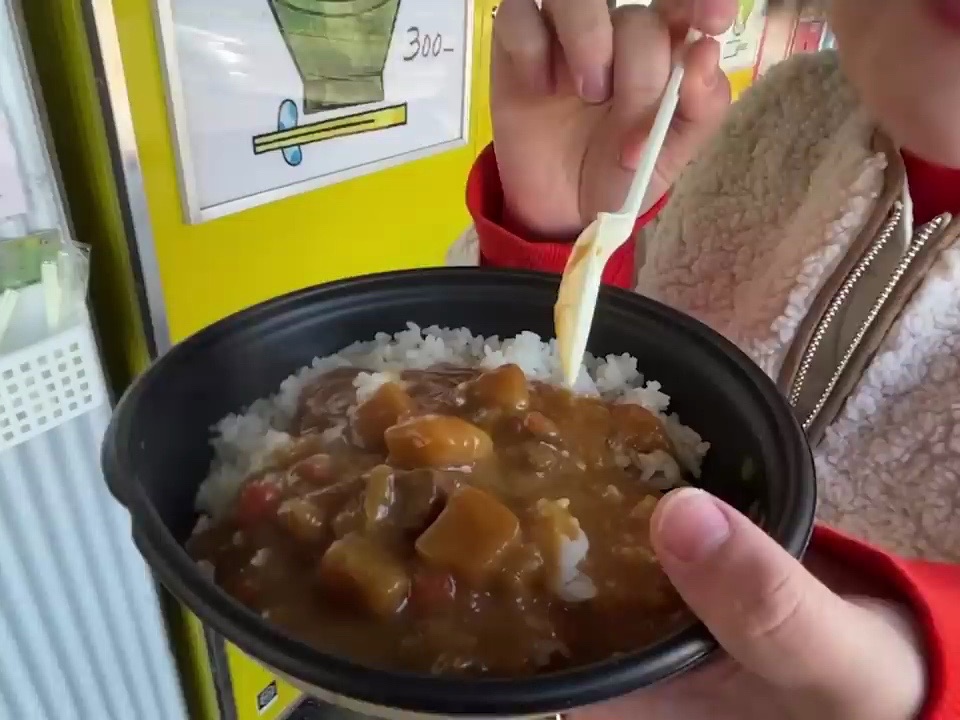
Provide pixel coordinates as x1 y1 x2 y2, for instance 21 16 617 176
188 325 710 677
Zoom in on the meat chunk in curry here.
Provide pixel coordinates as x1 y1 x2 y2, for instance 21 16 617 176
188 364 690 676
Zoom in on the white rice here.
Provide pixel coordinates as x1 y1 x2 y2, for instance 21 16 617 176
535 499 597 603
353 371 400 405
196 323 710 518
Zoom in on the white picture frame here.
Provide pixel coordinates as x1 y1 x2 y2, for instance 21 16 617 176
152 0 475 224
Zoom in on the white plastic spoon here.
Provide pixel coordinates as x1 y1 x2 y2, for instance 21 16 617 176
555 32 701 387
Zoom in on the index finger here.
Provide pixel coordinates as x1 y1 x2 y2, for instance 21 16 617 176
541 0 614 103
652 0 738 37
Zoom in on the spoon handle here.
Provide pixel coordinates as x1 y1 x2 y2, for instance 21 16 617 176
619 31 701 218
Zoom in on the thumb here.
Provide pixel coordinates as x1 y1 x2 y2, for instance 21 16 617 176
650 488 857 689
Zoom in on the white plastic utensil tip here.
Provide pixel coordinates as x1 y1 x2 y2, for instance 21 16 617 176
554 214 635 387
554 31 701 388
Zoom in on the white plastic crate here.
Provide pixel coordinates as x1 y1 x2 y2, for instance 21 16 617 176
0 325 106 452
0 318 106 452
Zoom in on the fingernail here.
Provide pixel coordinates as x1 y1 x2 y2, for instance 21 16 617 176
578 65 611 104
654 488 731 563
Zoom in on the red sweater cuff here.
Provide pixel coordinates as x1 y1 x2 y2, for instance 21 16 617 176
813 526 960 719
465 143 668 290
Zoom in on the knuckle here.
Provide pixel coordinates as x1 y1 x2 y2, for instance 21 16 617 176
716 0 740 28
713 74 733 111
500 32 547 64
649 0 684 22
651 149 682 192
612 3 662 35
616 9 669 49
565 33 605 66
680 77 728 126
495 0 526 16
739 569 807 644
493 0 530 32
612 9 670 79
493 0 524 25
492 1 516 36
546 0 612 50
493 0 535 48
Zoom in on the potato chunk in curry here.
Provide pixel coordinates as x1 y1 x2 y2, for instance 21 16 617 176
461 363 530 412
353 382 415 450
319 532 410 618
385 414 493 469
415 486 521 588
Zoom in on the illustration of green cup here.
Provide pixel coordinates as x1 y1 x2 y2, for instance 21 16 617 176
269 0 402 113
733 0 756 35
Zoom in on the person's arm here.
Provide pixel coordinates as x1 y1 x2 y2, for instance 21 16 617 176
812 527 960 719
457 144 668 290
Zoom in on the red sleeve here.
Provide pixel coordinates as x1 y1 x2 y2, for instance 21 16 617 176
465 144 668 290
813 526 960 719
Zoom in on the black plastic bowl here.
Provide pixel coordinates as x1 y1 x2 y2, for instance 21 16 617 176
102 268 815 719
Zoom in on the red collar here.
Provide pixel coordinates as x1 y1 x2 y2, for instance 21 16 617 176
901 150 960 225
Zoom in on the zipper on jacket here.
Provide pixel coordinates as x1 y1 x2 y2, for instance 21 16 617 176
788 204 951 430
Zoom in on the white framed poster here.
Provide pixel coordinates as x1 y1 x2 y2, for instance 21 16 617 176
154 0 474 223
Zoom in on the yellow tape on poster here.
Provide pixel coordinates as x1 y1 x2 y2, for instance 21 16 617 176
253 104 409 156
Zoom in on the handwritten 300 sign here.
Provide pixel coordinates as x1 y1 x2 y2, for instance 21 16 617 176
402 26 457 61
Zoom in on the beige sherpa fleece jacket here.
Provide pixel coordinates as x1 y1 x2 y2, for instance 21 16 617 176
448 52 960 563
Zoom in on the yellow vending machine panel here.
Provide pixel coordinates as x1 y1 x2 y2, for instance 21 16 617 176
474 0 499 150
22 0 496 718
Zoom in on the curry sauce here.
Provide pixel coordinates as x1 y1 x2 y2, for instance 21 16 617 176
188 364 690 676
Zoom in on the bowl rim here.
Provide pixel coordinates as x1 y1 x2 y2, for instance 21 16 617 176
103 267 816 716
